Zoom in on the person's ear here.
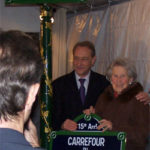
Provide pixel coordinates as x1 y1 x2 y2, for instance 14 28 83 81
24 83 40 123
26 83 40 108
92 56 96 66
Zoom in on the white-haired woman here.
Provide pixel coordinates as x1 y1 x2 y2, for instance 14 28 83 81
85 58 149 150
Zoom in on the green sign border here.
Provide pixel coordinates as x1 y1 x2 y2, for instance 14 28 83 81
74 113 102 122
50 130 126 150
50 114 126 150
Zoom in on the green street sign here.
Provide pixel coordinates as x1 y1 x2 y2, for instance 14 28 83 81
50 130 126 150
50 114 126 150
5 0 87 5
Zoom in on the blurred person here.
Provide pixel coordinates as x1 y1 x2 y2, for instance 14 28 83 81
0 30 44 150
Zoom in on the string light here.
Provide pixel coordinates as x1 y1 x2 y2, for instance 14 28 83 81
39 15 54 23
50 16 54 23
39 15 43 21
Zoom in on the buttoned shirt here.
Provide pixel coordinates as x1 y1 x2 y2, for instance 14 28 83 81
75 71 91 95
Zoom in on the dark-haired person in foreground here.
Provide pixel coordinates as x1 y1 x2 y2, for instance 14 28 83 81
0 30 44 150
52 41 150 131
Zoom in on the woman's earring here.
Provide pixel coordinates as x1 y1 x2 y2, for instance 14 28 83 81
129 81 132 85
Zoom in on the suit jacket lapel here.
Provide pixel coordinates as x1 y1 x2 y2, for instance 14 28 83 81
69 71 78 91
69 71 86 106
69 71 82 101
84 71 95 105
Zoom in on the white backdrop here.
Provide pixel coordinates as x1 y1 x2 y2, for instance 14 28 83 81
0 0 40 32
52 8 67 80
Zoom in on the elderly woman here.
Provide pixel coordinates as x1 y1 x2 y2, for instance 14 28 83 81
92 58 149 150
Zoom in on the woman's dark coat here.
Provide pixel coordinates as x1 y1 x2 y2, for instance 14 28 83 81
95 82 149 150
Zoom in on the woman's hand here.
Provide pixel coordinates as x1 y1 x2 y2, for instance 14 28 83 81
97 119 112 132
83 106 95 115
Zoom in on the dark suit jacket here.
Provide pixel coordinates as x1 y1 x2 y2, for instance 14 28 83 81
52 71 110 130
0 128 45 150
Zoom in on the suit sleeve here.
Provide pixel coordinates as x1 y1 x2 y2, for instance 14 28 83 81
52 81 65 131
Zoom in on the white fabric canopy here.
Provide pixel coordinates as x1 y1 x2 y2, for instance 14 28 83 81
52 8 67 80
52 0 150 92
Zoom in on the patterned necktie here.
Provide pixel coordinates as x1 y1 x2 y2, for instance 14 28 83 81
79 78 86 104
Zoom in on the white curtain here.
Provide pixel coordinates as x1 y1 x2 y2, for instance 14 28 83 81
66 0 150 92
52 8 67 80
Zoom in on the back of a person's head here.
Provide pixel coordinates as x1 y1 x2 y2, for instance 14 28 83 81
0 30 43 120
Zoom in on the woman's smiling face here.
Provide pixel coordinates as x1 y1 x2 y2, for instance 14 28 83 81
111 66 133 94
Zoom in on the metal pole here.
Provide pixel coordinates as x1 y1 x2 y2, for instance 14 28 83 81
40 4 52 150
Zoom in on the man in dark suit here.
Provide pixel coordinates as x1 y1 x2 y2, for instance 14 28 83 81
52 41 110 131
0 30 44 150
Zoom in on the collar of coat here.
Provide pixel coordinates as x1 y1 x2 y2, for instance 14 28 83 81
104 82 143 102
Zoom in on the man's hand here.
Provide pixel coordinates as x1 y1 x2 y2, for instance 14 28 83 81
83 106 95 115
24 119 40 148
136 91 150 105
97 119 112 132
61 119 77 131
